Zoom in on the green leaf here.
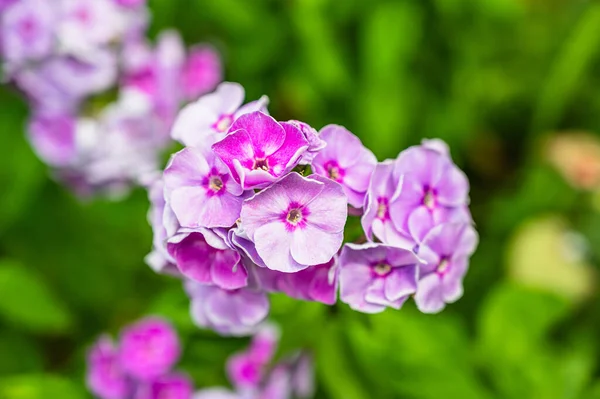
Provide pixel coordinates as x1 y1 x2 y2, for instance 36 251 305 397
0 375 86 399
0 260 73 334
0 331 43 375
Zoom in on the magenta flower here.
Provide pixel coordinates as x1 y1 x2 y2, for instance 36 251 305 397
186 282 270 336
135 373 194 399
389 140 471 241
414 223 478 313
1 0 56 67
171 82 269 148
240 172 347 272
287 120 326 165
27 111 77 167
361 161 414 248
164 146 251 229
253 258 338 305
182 45 222 100
86 336 132 399
168 230 248 290
213 112 309 189
312 125 377 209
118 317 181 381
338 243 419 313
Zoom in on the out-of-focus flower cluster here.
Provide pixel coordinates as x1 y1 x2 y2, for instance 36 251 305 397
195 324 314 399
87 318 314 399
147 81 479 337
1 0 222 196
86 317 193 399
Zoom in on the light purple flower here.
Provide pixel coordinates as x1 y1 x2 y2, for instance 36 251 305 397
27 111 77 167
213 112 308 189
1 0 56 66
118 317 181 381
389 140 471 241
182 45 222 101
414 223 478 313
287 120 326 165
171 82 269 148
115 0 146 8
168 230 248 290
145 178 179 275
164 146 251 229
338 243 419 313
186 281 270 336
240 172 347 272
193 389 241 399
86 336 132 399
135 373 194 399
312 125 376 209
252 258 338 305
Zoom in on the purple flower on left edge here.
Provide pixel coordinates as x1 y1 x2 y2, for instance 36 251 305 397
312 124 377 209
27 112 77 167
135 373 194 399
240 172 347 272
168 230 248 290
118 318 181 381
213 112 309 190
164 146 252 229
86 336 132 399
186 281 270 336
338 243 419 313
414 222 478 313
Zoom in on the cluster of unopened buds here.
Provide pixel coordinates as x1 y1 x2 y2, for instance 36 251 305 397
87 318 313 399
1 0 222 196
148 81 478 336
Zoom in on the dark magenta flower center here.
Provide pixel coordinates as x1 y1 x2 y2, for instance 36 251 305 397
324 161 344 182
253 158 269 171
376 197 389 220
287 208 302 224
213 114 233 132
422 186 437 209
373 263 392 276
436 258 450 274
209 176 224 192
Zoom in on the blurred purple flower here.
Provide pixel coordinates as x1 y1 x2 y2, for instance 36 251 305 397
182 45 222 101
414 223 478 313
213 112 308 189
86 336 132 399
164 146 251 229
240 172 347 272
186 281 269 336
287 120 326 165
135 373 194 399
145 178 179 275
171 82 268 148
312 124 376 209
27 111 77 167
118 317 181 381
338 243 419 313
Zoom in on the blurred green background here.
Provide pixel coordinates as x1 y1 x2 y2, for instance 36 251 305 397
2 0 600 397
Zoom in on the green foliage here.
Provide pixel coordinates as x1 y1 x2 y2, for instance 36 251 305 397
3 0 600 397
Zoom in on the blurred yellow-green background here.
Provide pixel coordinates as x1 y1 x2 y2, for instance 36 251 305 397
2 0 600 397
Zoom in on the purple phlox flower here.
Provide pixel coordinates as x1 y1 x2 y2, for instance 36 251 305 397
171 82 269 148
228 225 267 269
118 317 181 381
27 111 77 167
114 0 147 9
145 178 179 275
251 258 338 305
167 230 248 290
361 160 414 249
0 0 18 12
240 172 347 272
1 0 56 68
14 50 117 112
56 0 126 59
339 242 420 313
186 281 270 336
213 112 309 189
86 335 132 399
135 373 194 399
312 124 377 209
414 222 478 314
182 45 223 101
388 140 471 242
164 146 252 229
289 353 314 399
286 120 326 165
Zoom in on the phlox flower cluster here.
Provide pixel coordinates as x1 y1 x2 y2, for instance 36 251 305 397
86 317 193 399
1 0 222 196
195 324 314 399
147 81 478 337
